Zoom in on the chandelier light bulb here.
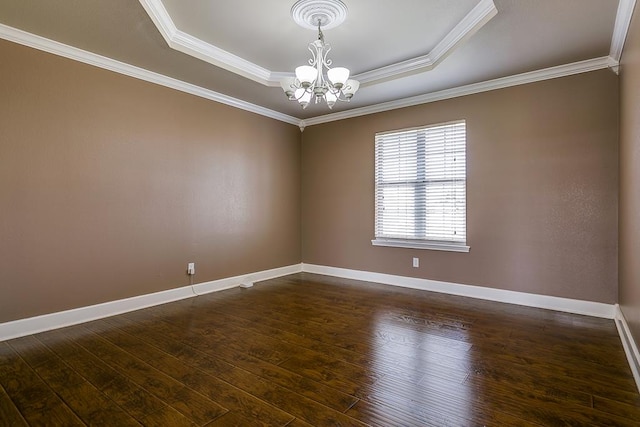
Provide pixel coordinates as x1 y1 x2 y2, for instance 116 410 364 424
295 88 312 108
342 79 360 99
325 90 337 108
295 65 317 88
327 67 350 89
280 77 297 98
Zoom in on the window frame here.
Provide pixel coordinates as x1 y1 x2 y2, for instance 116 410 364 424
371 120 470 253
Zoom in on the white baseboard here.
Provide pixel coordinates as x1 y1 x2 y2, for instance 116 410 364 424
0 262 617 342
301 263 616 319
615 304 640 393
192 263 302 295
0 263 302 342
4 260 632 393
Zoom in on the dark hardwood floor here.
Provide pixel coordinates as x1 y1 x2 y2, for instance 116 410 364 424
1 272 639 426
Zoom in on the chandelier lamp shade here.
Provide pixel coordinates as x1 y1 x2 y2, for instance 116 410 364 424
281 0 360 109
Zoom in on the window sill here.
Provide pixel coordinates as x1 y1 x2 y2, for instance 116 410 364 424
371 239 470 253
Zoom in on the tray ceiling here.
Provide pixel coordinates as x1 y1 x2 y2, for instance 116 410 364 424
0 0 633 126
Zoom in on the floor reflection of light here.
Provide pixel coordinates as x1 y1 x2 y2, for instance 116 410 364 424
370 311 475 424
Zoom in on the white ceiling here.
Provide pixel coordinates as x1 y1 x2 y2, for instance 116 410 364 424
158 0 480 73
0 0 633 126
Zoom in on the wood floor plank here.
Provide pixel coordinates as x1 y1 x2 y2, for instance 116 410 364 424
357 371 540 427
37 328 181 420
147 304 295 365
1 272 639 426
109 312 359 413
83 318 296 427
218 309 380 365
205 294 388 350
0 383 28 427
0 341 84 426
151 293 470 392
8 335 141 426
593 394 640 421
203 410 268 426
278 352 380 396
0 341 20 377
206 282 484 368
466 377 640 427
466 356 640 408
346 398 447 427
67 323 228 426
135 406 199 427
207 298 475 381
94 316 368 427
283 419 316 427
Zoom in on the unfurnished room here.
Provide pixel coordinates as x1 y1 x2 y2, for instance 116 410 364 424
1 0 640 425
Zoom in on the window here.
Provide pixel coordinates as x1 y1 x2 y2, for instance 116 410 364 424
372 120 469 252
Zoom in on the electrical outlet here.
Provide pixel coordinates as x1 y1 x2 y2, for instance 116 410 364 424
412 257 419 268
187 262 195 275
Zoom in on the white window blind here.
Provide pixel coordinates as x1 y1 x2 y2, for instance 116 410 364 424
373 120 468 251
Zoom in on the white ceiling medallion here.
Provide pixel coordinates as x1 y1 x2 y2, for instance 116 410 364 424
291 0 348 30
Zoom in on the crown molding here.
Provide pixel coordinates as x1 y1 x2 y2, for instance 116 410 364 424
138 0 275 86
610 0 638 65
0 17 625 131
303 56 618 127
430 0 497 65
138 0 496 87
0 23 299 126
354 0 498 85
353 54 434 86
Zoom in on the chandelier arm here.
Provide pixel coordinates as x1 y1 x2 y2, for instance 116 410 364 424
326 84 340 94
307 43 318 67
321 44 333 68
292 87 312 101
325 85 350 102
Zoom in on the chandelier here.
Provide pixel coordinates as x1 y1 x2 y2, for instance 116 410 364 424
280 0 360 109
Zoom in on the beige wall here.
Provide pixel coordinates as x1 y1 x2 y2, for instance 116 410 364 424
302 70 619 303
620 5 640 343
0 32 624 324
0 40 302 323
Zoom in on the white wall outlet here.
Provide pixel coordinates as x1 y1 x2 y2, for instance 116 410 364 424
412 257 419 268
187 262 195 275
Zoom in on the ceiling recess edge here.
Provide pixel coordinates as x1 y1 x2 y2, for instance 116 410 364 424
137 0 497 87
0 0 630 130
609 0 637 73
